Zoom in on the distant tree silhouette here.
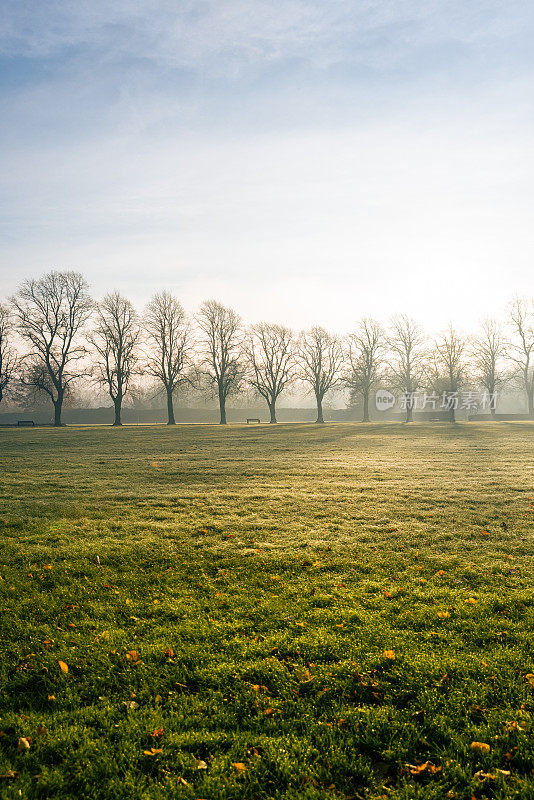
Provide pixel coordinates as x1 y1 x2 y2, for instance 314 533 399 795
197 300 242 425
11 271 92 426
144 291 193 425
91 292 140 426
509 297 534 418
346 318 384 422
297 326 344 423
0 303 19 405
431 326 468 423
245 323 295 423
471 320 508 418
387 315 427 423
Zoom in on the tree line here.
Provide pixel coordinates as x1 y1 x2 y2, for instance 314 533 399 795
1 270 533 426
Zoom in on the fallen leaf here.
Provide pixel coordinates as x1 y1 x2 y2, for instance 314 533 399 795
17 737 31 753
58 660 68 674
470 741 491 755
406 762 442 776
123 700 139 710
126 650 141 663
143 747 163 756
164 647 174 659
383 650 395 660
36 726 48 737
150 728 164 739
0 770 18 781
232 762 247 774
525 673 534 687
437 611 450 620
465 598 477 604
196 759 208 770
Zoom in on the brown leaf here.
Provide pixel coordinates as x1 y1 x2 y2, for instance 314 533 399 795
232 762 247 774
150 727 164 739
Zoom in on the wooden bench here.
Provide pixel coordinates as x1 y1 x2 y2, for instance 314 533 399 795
246 418 261 424
17 420 35 427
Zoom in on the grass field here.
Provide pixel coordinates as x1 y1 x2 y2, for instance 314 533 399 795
0 422 533 799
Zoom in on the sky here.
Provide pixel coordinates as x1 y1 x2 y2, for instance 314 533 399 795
1 0 533 334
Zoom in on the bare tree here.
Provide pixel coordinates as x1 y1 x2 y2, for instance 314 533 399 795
509 297 534 418
197 300 242 425
431 326 468 423
387 315 427 422
297 326 344 423
471 319 508 418
11 271 92 426
144 291 193 425
346 318 384 422
0 303 19 405
245 323 295 423
90 292 140 426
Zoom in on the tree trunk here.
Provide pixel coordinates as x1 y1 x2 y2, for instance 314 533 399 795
528 389 534 419
449 406 456 423
53 395 63 427
219 390 227 425
405 404 413 423
315 394 324 424
490 405 497 420
362 390 370 422
166 388 176 425
113 396 122 426
268 401 277 424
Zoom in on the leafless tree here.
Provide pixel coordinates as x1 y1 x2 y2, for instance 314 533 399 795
296 326 344 423
471 319 508 418
90 292 140 426
346 318 384 422
11 271 92 426
509 297 534 418
431 326 468 423
144 291 193 425
387 315 427 422
0 303 19 405
197 300 242 425
245 323 295 423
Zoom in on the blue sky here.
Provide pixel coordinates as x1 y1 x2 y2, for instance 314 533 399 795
1 1 533 332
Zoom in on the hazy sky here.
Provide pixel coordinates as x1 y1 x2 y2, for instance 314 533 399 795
1 1 533 333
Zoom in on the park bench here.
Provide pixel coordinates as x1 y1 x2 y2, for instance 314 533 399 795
17 420 35 427
246 418 261 424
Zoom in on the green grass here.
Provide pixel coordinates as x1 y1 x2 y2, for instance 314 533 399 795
0 422 533 799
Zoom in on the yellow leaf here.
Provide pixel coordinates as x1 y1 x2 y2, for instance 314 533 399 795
17 737 31 753
437 611 450 620
470 741 491 755
383 650 395 660
58 660 68 674
143 748 163 756
232 762 247 774
525 673 534 687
